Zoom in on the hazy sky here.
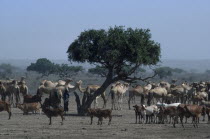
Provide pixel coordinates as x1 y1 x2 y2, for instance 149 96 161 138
0 0 210 60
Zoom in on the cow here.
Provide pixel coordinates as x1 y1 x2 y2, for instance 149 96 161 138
176 104 204 128
87 108 112 125
42 98 64 125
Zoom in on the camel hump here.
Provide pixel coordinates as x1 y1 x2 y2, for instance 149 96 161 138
57 80 66 86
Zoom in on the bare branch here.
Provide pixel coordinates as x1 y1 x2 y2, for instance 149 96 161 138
117 71 157 83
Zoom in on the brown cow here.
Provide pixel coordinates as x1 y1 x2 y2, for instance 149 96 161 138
0 101 11 119
133 105 145 124
177 104 204 128
42 98 64 125
158 106 177 124
87 108 112 125
17 103 41 115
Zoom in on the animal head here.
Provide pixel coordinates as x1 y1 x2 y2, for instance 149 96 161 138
141 105 146 110
133 105 139 110
65 78 73 83
76 80 83 87
17 104 24 111
123 83 130 88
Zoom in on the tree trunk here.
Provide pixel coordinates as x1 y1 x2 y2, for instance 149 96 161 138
73 76 114 115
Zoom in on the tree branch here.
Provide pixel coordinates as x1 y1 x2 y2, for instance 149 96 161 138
117 71 157 83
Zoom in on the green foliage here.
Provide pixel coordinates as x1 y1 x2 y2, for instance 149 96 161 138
67 26 161 82
27 58 56 76
0 63 17 79
55 64 84 78
155 67 185 79
27 58 83 78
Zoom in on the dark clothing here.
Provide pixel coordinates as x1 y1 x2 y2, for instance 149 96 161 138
63 90 70 112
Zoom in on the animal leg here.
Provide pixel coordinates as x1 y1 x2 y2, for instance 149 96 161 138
135 113 138 124
49 117 52 125
61 115 64 125
101 94 106 108
90 116 93 125
108 116 112 125
180 116 184 128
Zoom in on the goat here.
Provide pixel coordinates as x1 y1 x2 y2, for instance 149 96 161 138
24 94 42 104
0 101 11 119
141 105 158 124
133 105 145 124
87 108 112 125
17 103 41 115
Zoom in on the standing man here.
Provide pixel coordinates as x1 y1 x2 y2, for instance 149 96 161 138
63 88 70 114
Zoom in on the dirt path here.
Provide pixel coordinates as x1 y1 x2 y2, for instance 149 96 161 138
0 96 210 139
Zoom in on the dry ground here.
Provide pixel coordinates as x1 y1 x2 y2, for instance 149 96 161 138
0 96 210 139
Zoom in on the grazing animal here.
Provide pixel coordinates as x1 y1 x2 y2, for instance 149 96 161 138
156 102 181 107
17 103 41 115
158 106 177 124
42 98 64 125
110 82 129 110
23 94 42 104
87 108 112 125
206 107 210 123
133 105 145 124
0 81 6 101
18 77 28 97
176 104 204 128
141 105 158 124
128 85 149 109
200 100 210 107
0 100 11 119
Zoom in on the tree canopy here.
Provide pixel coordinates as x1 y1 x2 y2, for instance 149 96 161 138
27 58 55 77
67 26 161 83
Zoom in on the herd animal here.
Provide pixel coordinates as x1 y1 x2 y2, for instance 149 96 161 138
0 78 210 128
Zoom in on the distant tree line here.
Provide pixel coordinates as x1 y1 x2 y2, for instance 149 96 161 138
26 58 84 78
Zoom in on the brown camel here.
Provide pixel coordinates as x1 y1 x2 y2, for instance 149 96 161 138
128 85 150 109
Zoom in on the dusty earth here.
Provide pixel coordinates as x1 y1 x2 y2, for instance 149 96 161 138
0 96 210 139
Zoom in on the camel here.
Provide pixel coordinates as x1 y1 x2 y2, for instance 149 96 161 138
18 77 28 97
148 83 168 105
37 79 80 107
37 79 77 96
3 80 21 107
170 82 194 103
128 85 150 109
0 81 6 101
110 82 129 110
76 80 106 108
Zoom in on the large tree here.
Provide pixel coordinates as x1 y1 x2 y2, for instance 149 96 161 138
67 26 161 115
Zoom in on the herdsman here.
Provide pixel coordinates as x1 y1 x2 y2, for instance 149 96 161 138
63 89 70 114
